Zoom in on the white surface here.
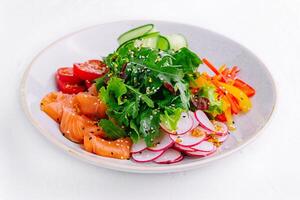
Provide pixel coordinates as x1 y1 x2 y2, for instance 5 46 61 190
1 0 299 199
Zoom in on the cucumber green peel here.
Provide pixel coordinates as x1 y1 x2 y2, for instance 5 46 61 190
117 24 154 45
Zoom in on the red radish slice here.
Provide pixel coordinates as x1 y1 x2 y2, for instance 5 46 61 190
132 149 165 163
174 143 195 152
189 111 199 129
131 139 147 153
160 123 176 135
148 132 174 152
191 141 215 152
217 133 229 142
176 112 194 135
194 110 215 131
154 149 182 164
213 121 228 136
173 155 184 163
169 128 206 147
185 147 217 157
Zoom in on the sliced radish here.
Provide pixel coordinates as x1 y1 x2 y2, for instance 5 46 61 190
194 110 215 131
172 155 184 163
169 128 206 147
148 132 174 152
173 143 195 152
217 133 229 142
132 149 165 163
191 140 215 152
185 147 217 157
176 112 194 135
160 123 176 135
189 111 199 129
213 121 228 136
153 149 182 164
131 139 147 153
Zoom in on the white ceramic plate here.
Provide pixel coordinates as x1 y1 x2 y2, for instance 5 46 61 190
20 20 276 173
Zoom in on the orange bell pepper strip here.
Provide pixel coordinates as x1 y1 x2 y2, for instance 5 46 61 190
218 82 252 112
225 93 240 114
202 58 228 82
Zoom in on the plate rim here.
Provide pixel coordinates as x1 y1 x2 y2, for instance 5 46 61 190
19 19 277 173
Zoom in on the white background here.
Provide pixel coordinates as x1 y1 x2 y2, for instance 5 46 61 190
1 0 300 199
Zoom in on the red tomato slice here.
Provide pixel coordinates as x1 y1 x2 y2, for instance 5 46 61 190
215 113 227 122
73 60 108 81
57 67 81 84
85 80 93 89
56 74 85 94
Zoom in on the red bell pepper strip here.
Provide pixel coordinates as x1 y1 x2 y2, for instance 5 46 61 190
202 58 220 75
233 79 256 97
228 66 240 79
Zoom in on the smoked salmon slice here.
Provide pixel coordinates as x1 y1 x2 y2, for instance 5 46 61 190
40 92 75 122
84 133 132 159
87 84 98 96
74 92 106 119
60 109 105 143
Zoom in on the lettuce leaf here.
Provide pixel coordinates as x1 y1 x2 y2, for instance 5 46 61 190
198 85 223 116
160 108 183 131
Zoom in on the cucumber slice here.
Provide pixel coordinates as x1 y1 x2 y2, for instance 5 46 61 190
117 32 159 51
117 24 154 45
135 32 159 48
165 34 188 51
156 35 170 50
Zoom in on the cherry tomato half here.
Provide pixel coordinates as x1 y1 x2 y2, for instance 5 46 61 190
73 60 108 81
56 74 85 94
215 113 227 122
57 67 81 84
85 80 93 89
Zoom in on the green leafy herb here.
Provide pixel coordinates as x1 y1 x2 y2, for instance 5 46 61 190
99 77 127 106
98 119 126 140
198 85 223 116
129 121 140 143
173 47 202 73
126 85 154 108
139 109 161 147
98 38 201 146
160 108 183 131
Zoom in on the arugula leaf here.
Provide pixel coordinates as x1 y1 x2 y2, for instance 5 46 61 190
129 120 140 143
98 119 126 140
174 81 190 110
173 47 202 73
112 99 140 126
139 109 161 146
126 85 154 108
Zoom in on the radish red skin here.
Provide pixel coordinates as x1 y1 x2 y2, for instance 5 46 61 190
153 149 183 164
176 112 194 135
194 110 215 132
147 132 174 152
154 155 184 164
131 139 147 153
132 149 165 163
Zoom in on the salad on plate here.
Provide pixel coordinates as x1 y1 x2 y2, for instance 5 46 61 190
40 24 255 164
